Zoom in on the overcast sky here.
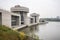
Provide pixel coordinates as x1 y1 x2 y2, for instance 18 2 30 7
0 0 60 18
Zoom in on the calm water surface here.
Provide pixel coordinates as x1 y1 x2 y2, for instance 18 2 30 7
37 22 60 40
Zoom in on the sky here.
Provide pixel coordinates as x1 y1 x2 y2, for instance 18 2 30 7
0 0 60 18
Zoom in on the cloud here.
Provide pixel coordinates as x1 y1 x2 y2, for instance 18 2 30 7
0 0 60 18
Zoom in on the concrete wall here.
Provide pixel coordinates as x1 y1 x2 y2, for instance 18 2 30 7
26 17 35 25
23 13 28 25
26 17 30 25
0 9 21 28
2 10 11 28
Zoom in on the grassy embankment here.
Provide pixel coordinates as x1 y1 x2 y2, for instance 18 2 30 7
0 25 20 40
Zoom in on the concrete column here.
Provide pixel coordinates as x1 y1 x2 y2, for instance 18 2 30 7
18 12 21 26
36 16 39 23
23 12 28 25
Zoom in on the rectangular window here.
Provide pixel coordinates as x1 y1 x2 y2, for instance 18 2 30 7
11 15 19 26
30 18 33 23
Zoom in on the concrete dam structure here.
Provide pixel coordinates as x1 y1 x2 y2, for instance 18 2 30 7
0 5 40 31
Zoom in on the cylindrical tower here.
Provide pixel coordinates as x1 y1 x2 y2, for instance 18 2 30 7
11 5 29 25
30 13 39 23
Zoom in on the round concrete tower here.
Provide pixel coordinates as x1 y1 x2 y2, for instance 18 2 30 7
11 5 29 13
11 5 29 25
30 13 39 23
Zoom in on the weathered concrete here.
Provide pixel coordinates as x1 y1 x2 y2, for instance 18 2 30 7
0 9 20 28
0 5 40 30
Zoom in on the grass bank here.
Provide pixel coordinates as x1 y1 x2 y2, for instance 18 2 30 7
0 25 20 40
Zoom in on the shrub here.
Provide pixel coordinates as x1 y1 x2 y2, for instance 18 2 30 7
19 32 26 40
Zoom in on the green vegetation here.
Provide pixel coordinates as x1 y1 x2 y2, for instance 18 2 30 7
0 25 20 40
0 25 39 40
19 32 26 40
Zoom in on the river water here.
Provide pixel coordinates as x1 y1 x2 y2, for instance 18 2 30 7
37 22 60 40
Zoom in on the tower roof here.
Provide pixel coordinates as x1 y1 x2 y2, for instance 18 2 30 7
30 13 39 17
11 5 29 13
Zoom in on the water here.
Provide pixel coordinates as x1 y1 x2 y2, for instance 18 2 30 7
37 22 60 40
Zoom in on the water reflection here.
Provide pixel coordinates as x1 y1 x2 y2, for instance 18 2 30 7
30 25 39 32
19 22 60 40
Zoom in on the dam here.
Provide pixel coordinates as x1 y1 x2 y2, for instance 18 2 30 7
0 5 40 33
